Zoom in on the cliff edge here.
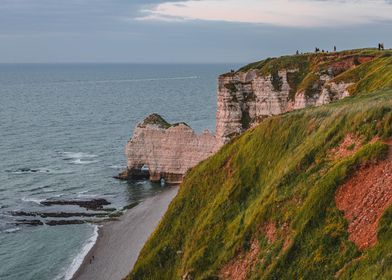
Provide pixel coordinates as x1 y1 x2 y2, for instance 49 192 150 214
119 48 392 183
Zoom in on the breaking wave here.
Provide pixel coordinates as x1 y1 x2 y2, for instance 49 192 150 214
61 225 99 280
62 152 99 165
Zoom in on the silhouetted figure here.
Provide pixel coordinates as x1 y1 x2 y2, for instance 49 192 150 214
315 47 320 53
230 69 234 73
296 50 299 55
334 46 337 52
92 255 95 260
378 43 381 50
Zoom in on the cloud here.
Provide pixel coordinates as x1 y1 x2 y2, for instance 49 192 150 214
136 0 392 27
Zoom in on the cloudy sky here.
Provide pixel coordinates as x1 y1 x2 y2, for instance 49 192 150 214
0 0 391 63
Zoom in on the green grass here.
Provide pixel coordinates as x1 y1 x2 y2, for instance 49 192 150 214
127 88 392 280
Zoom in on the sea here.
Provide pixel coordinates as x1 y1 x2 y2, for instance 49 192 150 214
0 63 236 280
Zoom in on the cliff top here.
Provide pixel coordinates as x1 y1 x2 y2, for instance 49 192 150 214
138 113 171 129
221 48 392 98
138 113 190 129
238 48 391 73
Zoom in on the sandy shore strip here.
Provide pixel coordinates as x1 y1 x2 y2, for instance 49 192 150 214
71 186 178 280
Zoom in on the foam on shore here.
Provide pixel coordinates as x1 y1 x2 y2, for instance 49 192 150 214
61 225 99 280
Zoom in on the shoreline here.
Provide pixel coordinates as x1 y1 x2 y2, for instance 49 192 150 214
71 186 178 280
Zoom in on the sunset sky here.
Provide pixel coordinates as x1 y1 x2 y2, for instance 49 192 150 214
1 0 391 63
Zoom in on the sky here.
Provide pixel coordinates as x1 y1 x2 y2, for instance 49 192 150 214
0 0 391 63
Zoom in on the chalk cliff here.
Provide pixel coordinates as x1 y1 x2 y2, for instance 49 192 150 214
117 114 217 184
119 50 388 183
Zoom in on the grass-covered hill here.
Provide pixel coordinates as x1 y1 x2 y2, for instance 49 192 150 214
127 50 392 280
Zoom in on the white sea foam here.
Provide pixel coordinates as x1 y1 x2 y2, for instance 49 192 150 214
62 152 97 159
4 227 21 233
61 225 99 280
71 159 99 165
136 181 147 185
109 165 126 169
76 193 98 198
77 190 89 194
21 196 44 205
62 152 99 165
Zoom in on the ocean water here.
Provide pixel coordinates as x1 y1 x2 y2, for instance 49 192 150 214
0 63 236 280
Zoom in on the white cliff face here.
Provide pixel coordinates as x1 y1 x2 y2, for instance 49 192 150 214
215 70 294 145
124 119 217 183
216 70 353 144
293 82 352 109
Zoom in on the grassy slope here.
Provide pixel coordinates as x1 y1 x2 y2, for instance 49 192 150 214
127 51 392 280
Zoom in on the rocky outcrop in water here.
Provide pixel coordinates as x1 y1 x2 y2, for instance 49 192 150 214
119 114 218 184
40 198 110 210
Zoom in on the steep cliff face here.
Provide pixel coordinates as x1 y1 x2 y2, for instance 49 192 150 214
215 50 385 144
121 49 392 182
119 114 217 184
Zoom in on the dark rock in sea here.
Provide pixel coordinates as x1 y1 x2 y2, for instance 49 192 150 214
40 198 111 210
11 211 37 217
45 220 86 226
113 169 149 181
16 219 44 226
11 211 108 218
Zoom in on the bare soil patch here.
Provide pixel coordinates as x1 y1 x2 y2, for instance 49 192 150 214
220 239 260 280
335 144 392 250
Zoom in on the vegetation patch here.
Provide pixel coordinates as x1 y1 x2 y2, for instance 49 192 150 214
139 113 171 129
270 71 283 92
225 82 238 93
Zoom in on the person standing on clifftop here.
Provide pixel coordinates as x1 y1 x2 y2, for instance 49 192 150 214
334 46 337 52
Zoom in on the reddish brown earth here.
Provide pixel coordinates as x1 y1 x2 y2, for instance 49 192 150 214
220 239 260 280
330 55 374 75
335 143 392 250
262 222 277 244
329 134 363 160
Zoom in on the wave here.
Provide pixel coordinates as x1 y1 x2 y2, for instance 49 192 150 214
76 193 98 198
4 227 21 234
62 225 99 280
50 193 65 198
71 159 99 165
7 167 51 174
21 196 44 205
109 165 126 169
62 152 99 165
77 190 89 194
19 185 52 193
62 152 97 159
135 181 148 185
